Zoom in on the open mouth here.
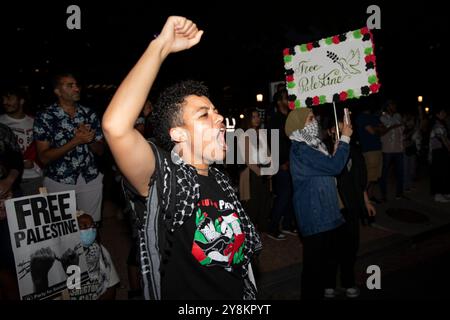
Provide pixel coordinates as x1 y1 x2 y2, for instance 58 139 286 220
217 127 227 151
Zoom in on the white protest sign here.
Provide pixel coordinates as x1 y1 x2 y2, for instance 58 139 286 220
283 26 380 109
5 190 88 300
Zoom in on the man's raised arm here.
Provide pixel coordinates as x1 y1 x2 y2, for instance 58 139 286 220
102 16 203 197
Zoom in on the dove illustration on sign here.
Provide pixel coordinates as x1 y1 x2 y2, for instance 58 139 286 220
327 49 361 75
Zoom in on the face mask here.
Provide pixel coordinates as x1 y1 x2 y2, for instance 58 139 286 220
80 228 97 247
303 119 319 138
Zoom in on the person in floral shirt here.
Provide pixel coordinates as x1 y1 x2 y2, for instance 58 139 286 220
33 73 105 222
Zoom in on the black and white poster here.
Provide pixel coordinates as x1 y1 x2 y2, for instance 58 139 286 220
5 191 88 300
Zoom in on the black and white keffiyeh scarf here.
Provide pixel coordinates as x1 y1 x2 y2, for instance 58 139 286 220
84 242 111 298
136 141 262 300
171 151 262 299
289 119 330 156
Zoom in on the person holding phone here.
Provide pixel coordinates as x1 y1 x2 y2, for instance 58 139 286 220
285 107 352 300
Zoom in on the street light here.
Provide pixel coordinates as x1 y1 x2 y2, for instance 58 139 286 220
239 114 244 119
256 94 263 102
418 96 423 103
425 107 430 113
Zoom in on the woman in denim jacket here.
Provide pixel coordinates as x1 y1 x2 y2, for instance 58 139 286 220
285 107 352 300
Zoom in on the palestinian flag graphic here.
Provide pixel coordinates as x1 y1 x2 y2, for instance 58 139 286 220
191 208 245 268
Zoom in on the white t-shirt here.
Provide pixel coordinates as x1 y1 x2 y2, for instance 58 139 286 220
0 114 42 179
380 113 404 153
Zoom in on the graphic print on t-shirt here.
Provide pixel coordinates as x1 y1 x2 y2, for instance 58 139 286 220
191 198 245 269
11 127 33 154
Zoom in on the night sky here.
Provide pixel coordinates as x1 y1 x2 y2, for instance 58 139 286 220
0 1 447 115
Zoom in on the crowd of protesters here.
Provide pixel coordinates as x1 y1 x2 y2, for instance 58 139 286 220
1 74 449 300
1 18 449 301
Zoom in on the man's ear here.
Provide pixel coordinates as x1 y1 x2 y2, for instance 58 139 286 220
169 127 188 143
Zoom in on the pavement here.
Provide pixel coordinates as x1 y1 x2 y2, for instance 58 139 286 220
255 163 450 299
98 161 450 300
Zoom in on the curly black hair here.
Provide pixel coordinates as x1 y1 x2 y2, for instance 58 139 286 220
150 80 209 151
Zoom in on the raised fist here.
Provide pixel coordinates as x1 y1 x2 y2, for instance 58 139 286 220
30 247 56 293
60 247 80 273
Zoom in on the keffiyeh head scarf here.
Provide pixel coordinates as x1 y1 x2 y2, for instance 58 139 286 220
290 119 330 156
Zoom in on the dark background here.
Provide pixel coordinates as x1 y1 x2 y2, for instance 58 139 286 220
0 1 447 117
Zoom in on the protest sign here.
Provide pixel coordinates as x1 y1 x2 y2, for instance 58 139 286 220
283 26 380 109
5 190 88 300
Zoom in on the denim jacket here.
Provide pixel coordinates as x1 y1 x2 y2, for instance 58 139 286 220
290 139 350 236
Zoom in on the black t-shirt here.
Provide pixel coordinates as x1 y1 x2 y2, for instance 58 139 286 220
161 173 245 300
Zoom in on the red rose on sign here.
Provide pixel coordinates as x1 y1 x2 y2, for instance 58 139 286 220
286 75 294 82
361 27 369 35
340 91 348 101
313 96 320 105
332 36 340 44
283 48 290 56
370 83 380 93
307 43 314 51
289 101 295 109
